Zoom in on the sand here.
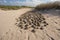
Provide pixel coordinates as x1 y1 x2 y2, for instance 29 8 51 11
0 8 60 40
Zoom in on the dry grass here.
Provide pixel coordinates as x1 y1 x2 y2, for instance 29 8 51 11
35 1 60 10
0 5 33 10
0 6 21 10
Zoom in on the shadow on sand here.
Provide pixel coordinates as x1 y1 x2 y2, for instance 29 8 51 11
30 9 60 17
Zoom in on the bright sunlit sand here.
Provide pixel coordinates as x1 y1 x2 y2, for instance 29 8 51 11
0 7 60 40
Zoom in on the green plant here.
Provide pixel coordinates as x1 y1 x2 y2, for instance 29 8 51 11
0 5 34 10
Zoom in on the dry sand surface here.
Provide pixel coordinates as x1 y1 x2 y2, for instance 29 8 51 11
0 8 60 40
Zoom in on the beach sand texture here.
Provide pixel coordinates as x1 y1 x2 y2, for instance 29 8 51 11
0 8 60 40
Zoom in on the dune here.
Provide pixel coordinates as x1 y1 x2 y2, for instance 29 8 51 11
0 8 60 40
0 8 32 40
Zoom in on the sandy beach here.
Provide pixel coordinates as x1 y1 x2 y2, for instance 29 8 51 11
0 8 60 40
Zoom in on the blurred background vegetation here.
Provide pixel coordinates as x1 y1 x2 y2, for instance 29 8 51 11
0 5 34 10
0 1 60 11
35 1 60 10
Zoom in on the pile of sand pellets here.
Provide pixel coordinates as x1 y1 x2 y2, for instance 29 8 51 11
15 11 48 33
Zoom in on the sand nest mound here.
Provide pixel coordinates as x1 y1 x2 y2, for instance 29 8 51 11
15 11 48 33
